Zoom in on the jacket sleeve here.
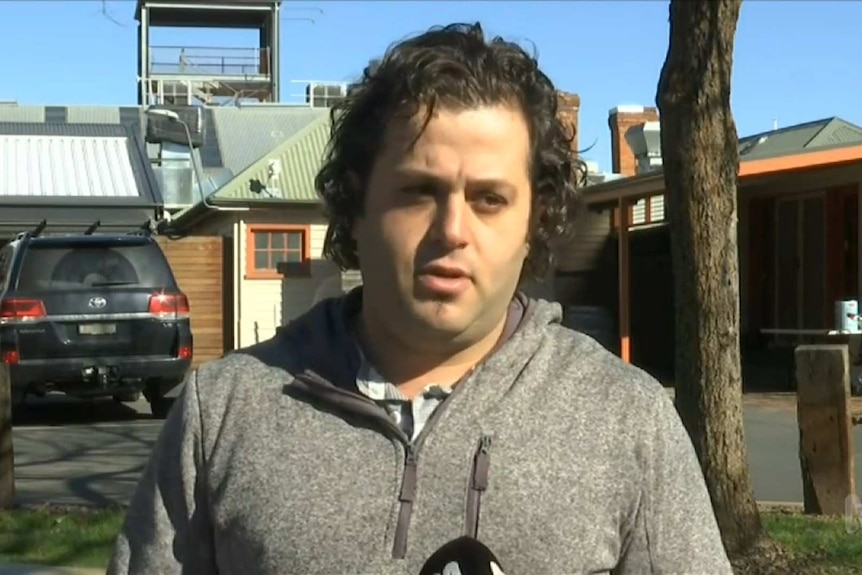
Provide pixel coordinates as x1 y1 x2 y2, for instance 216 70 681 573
615 389 733 574
107 370 218 574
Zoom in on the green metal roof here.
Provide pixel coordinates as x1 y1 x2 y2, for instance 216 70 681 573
738 117 862 159
166 113 331 229
213 112 330 204
210 114 330 203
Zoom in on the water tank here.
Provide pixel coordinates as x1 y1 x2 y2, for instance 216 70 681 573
562 305 616 352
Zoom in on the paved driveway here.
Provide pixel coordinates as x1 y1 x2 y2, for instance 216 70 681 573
10 393 862 506
744 403 862 502
12 396 160 507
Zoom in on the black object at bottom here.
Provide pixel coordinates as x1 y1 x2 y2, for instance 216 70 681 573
419 536 503 575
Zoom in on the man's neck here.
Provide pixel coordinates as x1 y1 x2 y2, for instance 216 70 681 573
356 308 508 401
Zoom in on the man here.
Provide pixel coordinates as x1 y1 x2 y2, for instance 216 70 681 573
109 22 732 575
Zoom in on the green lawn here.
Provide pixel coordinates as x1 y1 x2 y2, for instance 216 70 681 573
0 505 125 569
0 506 860 572
759 512 862 574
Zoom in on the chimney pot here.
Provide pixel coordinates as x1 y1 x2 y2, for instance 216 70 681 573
609 105 659 177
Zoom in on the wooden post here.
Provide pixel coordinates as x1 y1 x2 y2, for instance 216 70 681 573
618 197 631 363
0 372 14 509
795 344 855 515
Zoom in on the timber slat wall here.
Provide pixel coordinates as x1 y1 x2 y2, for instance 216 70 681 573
554 208 617 309
156 236 224 368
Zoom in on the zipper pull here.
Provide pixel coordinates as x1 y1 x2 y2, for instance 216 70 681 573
472 435 492 491
405 445 418 466
400 446 418 503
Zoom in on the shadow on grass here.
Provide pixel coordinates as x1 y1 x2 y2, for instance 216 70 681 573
0 506 124 569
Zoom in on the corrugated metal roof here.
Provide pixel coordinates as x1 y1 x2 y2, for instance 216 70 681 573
209 106 327 174
66 106 122 124
209 113 329 203
0 106 44 122
738 117 862 160
0 122 130 138
806 119 862 148
0 134 140 199
0 104 328 176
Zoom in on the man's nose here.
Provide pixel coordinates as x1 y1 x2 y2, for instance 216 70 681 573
432 192 470 249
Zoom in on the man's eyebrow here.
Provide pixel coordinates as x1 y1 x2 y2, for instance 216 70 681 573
392 167 442 179
393 168 516 191
390 168 449 188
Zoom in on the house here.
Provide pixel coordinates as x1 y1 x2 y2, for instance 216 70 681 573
161 109 341 349
556 105 862 385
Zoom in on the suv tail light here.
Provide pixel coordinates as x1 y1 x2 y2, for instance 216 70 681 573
148 293 190 320
0 298 47 322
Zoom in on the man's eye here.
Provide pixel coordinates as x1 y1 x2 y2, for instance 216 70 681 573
474 193 507 210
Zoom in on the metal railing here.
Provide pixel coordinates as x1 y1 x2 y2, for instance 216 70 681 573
149 45 271 77
281 80 348 108
141 77 351 108
141 76 272 106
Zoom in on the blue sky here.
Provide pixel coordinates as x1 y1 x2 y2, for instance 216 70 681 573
0 0 859 169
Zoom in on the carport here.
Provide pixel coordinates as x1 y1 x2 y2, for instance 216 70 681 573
0 122 163 240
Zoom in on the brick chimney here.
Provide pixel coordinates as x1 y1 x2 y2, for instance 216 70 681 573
609 105 659 177
557 91 580 155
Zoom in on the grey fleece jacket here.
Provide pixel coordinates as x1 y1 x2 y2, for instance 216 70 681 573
108 290 732 575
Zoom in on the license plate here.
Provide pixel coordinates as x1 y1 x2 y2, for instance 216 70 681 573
78 323 117 336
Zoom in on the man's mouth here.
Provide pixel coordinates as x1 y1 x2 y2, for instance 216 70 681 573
420 263 470 279
416 263 472 296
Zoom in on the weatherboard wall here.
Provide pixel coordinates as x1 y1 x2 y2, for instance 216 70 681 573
235 209 337 348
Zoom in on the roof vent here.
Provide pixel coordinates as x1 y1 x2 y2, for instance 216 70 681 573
625 121 662 174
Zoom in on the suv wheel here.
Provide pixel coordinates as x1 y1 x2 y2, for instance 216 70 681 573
145 378 182 418
149 395 173 418
11 388 27 415
113 392 141 403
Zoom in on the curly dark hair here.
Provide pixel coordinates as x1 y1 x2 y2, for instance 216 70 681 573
314 22 585 281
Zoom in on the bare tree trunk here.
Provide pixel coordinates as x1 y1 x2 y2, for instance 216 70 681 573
656 0 762 555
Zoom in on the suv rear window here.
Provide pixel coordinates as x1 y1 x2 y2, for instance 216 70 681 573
16 242 176 291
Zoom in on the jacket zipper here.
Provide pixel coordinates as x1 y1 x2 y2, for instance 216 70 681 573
465 434 493 538
293 370 464 560
389 389 464 559
391 445 417 558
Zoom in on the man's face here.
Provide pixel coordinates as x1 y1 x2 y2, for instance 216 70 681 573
354 104 532 347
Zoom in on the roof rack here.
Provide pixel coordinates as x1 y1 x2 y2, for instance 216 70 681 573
125 220 154 237
13 219 154 240
14 219 48 241
32 220 47 238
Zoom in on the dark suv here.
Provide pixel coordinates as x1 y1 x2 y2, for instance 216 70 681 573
0 225 193 417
